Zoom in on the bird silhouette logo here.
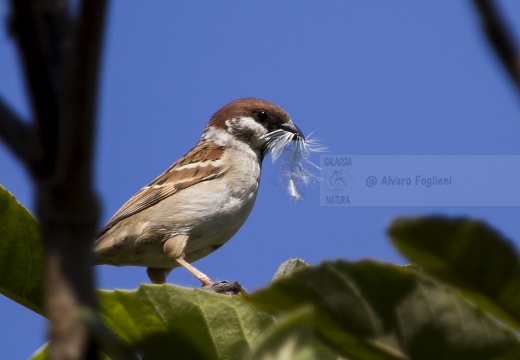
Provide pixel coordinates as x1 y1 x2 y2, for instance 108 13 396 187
324 169 352 193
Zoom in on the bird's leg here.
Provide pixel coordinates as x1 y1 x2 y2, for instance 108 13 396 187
175 257 246 294
146 267 171 284
164 235 245 294
175 257 213 286
163 235 213 286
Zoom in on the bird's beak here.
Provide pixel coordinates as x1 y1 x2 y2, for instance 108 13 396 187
281 121 305 141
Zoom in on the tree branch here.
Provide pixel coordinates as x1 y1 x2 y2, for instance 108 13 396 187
58 0 107 185
473 0 520 95
6 0 108 358
8 0 70 177
0 99 39 164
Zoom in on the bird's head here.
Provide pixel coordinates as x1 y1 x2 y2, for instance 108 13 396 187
204 98 304 160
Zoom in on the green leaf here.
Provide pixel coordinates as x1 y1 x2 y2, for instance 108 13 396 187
272 258 310 283
78 306 138 360
29 345 47 360
389 216 520 329
246 260 520 360
0 184 44 315
99 284 275 360
248 306 340 360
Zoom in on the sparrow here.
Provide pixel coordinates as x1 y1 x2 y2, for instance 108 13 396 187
94 98 305 289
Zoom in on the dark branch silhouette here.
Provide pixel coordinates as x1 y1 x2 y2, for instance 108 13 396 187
473 0 520 95
0 99 36 164
1 0 108 358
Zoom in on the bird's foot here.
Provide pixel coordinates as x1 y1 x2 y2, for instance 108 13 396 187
202 280 247 295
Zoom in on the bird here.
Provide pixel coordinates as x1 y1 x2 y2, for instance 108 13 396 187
94 98 305 289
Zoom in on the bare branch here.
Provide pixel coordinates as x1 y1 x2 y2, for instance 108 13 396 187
473 0 520 94
41 2 108 356
58 0 108 186
0 99 39 164
6 0 108 358
8 0 70 176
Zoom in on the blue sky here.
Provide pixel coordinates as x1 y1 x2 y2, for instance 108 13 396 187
1 2 520 358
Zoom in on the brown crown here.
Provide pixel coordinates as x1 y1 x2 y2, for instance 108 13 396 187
207 98 290 130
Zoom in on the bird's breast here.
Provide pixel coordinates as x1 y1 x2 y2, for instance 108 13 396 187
177 149 261 255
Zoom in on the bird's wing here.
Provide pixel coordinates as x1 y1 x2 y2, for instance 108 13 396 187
97 142 227 237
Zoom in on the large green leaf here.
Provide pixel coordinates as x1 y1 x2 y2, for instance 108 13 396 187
389 217 520 329
246 260 520 360
0 184 44 315
247 306 340 360
99 284 276 360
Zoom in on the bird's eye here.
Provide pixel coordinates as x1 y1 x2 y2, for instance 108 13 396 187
257 110 269 122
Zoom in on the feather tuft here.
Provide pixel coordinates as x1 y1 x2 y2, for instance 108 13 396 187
261 130 325 200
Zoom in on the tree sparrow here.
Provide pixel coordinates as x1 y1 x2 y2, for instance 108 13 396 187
94 98 305 289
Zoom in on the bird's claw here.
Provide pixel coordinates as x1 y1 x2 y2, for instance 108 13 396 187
202 280 247 295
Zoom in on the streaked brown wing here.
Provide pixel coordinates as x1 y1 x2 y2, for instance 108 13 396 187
97 142 226 237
